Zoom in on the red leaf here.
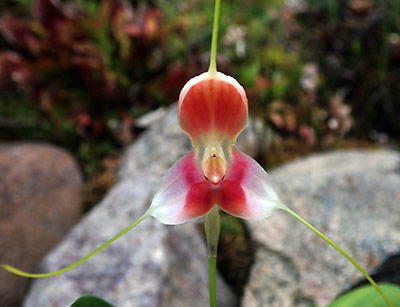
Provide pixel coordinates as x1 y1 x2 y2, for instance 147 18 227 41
0 16 42 55
33 0 65 29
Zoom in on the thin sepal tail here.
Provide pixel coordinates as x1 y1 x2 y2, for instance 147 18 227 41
1 210 152 278
278 202 393 307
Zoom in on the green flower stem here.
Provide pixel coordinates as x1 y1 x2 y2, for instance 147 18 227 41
208 255 217 307
204 206 221 307
279 203 393 307
208 0 221 75
1 210 152 278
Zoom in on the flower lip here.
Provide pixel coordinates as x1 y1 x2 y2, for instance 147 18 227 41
203 154 226 185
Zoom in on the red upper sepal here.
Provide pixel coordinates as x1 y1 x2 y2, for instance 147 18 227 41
178 72 248 145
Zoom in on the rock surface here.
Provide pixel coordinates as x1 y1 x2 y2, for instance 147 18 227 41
24 104 245 307
0 143 82 307
242 150 400 307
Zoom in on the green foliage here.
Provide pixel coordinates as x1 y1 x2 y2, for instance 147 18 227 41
72 296 113 307
298 0 400 136
328 283 400 307
159 0 400 145
1 0 399 184
0 0 169 177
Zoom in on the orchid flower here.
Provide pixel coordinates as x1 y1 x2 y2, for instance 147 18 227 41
1 1 393 307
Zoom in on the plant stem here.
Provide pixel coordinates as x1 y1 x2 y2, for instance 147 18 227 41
208 254 217 307
279 203 393 307
208 0 221 75
1 210 152 278
204 206 221 307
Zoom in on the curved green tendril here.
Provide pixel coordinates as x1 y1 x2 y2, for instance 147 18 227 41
1 210 151 278
279 203 393 307
208 0 221 75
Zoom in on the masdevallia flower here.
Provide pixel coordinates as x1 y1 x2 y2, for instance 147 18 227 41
149 71 281 224
1 0 392 305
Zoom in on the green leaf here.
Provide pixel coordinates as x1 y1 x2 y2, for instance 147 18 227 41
328 283 400 307
239 61 260 87
71 296 113 307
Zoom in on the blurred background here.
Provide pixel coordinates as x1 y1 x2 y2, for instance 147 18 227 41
0 0 399 305
1 0 399 203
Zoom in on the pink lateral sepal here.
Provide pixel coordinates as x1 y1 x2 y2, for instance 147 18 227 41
150 151 214 225
150 150 280 225
218 150 281 220
178 72 248 143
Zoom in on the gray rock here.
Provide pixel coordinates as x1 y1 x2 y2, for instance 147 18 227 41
242 150 400 307
0 143 82 307
24 104 245 307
